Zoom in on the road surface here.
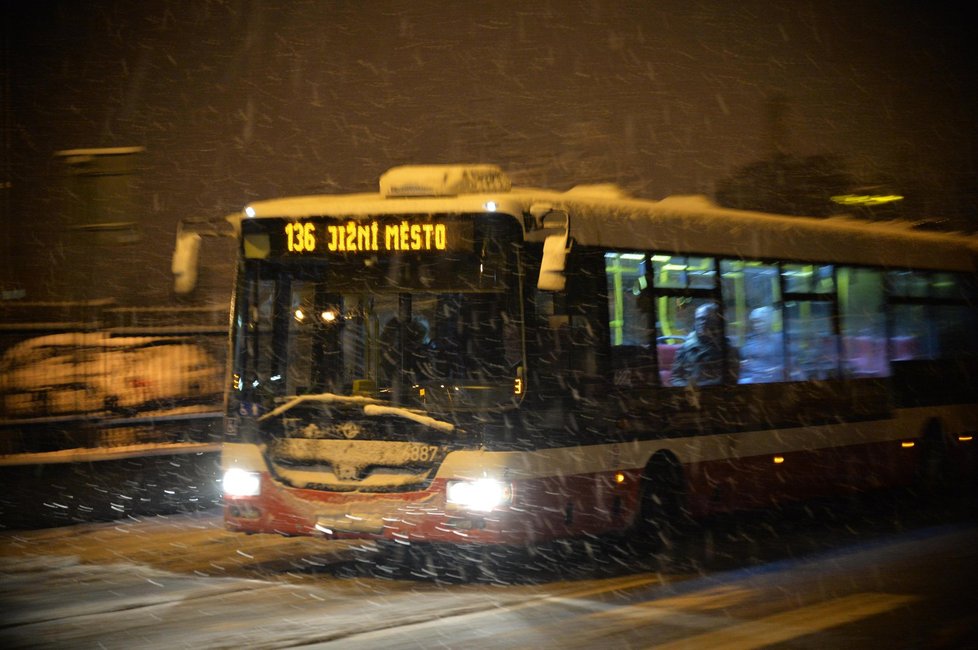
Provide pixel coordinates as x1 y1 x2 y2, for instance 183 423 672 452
1 497 976 648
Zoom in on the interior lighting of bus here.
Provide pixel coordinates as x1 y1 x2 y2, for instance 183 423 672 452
293 308 306 322
773 456 785 464
655 256 716 286
320 309 337 323
605 252 647 345
959 435 973 442
633 275 648 295
614 471 626 484
901 441 916 449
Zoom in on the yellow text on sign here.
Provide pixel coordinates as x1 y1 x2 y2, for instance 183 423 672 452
285 222 317 253
384 221 448 251
324 221 449 253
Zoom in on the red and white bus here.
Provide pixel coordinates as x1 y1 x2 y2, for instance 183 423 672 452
221 164 977 554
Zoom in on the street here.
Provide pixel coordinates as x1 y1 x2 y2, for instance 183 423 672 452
2 493 975 648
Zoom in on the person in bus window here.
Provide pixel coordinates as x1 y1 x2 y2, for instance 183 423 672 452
670 302 740 386
739 306 784 383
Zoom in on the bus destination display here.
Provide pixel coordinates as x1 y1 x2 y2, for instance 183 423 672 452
282 218 465 255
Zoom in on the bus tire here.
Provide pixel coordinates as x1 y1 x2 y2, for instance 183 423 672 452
370 540 413 578
634 454 685 554
917 420 950 499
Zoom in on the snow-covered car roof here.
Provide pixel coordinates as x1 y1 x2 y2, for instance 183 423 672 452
0 333 200 366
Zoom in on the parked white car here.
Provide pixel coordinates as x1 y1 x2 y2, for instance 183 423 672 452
0 333 223 418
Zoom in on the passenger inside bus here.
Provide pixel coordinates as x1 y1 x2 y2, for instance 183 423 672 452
739 306 784 383
670 302 740 386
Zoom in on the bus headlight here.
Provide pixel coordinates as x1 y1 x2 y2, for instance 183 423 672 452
446 479 512 512
223 468 262 497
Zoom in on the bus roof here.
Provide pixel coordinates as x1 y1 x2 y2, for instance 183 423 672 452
241 165 978 273
558 193 978 272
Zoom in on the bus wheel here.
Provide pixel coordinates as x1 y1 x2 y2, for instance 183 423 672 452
917 421 950 499
634 455 685 556
369 540 414 579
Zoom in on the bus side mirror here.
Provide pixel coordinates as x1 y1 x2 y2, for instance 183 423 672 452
528 209 570 292
538 232 570 291
172 230 202 295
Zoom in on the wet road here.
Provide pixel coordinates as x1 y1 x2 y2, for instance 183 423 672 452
1 495 976 649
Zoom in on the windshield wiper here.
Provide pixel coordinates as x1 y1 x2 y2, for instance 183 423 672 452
362 404 455 433
258 393 383 422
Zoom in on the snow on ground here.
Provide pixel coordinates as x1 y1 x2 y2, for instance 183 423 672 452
0 510 531 649
6 509 975 649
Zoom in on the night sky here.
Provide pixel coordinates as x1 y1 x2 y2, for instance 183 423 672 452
3 0 976 303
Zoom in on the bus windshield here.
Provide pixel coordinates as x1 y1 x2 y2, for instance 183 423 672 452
233 214 524 416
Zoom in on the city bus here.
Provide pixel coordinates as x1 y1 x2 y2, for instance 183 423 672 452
221 164 977 562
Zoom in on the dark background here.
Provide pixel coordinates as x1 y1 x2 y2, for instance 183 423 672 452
3 0 976 306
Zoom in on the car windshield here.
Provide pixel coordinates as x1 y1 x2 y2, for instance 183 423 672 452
233 214 524 415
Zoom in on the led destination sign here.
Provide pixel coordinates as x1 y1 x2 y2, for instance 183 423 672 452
283 219 464 255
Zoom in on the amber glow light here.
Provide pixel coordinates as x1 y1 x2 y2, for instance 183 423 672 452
831 194 904 206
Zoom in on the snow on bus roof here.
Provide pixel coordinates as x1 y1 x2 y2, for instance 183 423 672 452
245 164 520 218
560 192 978 272
240 166 977 272
379 164 511 197
243 190 536 220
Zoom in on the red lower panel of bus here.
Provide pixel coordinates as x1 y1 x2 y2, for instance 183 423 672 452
684 438 922 517
224 437 944 545
224 470 642 545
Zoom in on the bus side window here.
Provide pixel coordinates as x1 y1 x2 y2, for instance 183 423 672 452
783 264 839 381
534 250 609 385
785 300 838 380
652 254 731 386
888 270 978 360
568 252 609 382
605 251 655 386
721 260 785 384
839 267 889 377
